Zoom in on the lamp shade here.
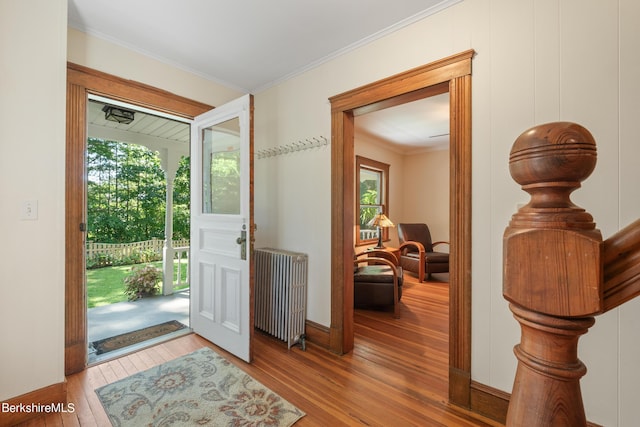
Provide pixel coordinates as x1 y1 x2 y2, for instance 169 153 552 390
369 213 395 228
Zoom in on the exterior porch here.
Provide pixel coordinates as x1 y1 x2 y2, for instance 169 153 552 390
87 288 190 364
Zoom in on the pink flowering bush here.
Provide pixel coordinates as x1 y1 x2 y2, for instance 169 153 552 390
123 264 161 300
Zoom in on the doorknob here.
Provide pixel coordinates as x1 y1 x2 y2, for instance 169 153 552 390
236 229 247 260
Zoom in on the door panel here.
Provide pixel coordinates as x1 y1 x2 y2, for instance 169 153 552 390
190 94 253 362
197 262 216 320
219 266 242 332
200 226 241 257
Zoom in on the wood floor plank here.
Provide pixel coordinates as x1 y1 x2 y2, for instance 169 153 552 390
150 340 176 362
64 374 97 427
103 359 128 382
16 274 502 426
58 407 81 427
96 363 118 386
42 411 64 427
83 366 111 426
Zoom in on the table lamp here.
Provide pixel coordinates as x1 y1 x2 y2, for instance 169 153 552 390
369 213 394 249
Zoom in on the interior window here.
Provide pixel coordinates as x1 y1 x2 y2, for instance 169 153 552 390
356 155 390 246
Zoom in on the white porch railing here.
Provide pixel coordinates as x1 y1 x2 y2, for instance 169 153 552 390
360 229 378 240
86 238 164 260
173 245 190 287
87 239 190 290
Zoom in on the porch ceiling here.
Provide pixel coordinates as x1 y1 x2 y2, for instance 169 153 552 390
88 99 190 156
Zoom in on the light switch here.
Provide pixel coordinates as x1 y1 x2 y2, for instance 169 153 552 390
21 200 38 220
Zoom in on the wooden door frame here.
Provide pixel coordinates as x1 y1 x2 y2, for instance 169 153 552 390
328 50 474 408
65 63 213 374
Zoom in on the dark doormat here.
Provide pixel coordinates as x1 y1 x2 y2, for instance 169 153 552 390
91 320 187 355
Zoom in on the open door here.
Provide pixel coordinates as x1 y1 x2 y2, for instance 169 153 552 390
190 94 254 362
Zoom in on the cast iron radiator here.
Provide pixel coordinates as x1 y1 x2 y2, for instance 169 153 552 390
254 248 308 349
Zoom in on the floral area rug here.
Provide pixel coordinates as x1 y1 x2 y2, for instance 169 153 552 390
95 347 305 426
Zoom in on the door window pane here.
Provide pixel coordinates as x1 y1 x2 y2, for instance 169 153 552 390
202 118 241 214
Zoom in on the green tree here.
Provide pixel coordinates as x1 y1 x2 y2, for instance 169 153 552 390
359 187 379 227
172 156 191 240
87 139 172 243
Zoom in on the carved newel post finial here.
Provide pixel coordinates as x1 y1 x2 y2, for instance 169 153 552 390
503 122 603 427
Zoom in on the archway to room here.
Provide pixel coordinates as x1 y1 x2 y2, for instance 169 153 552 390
329 50 474 408
65 63 213 375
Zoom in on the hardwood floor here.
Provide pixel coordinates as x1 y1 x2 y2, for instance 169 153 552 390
21 274 500 426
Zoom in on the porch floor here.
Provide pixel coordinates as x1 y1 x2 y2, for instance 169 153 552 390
87 288 190 364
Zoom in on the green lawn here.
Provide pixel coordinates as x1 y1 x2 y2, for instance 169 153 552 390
87 261 189 308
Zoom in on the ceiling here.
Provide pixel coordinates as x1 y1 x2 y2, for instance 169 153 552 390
72 0 456 150
87 98 191 155
355 93 450 152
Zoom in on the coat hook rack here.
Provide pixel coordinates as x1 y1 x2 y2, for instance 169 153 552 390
256 136 329 159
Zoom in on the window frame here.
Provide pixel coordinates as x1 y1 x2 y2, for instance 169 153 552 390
355 155 390 247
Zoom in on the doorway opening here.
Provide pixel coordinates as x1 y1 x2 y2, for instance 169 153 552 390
352 87 451 395
85 96 192 363
329 50 473 408
353 89 451 273
65 63 213 375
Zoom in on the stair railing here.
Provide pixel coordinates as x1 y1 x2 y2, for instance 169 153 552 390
503 121 640 426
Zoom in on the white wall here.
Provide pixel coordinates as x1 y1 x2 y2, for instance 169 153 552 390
402 148 450 246
67 28 241 108
255 1 640 425
0 0 67 400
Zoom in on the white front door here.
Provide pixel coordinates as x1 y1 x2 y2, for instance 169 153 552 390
190 94 254 362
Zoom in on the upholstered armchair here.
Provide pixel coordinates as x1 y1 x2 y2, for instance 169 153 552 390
397 223 449 282
353 249 403 318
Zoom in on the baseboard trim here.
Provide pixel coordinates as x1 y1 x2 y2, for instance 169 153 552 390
468 380 602 427
0 381 68 427
470 380 510 424
304 319 330 350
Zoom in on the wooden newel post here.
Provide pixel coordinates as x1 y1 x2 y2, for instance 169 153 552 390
503 122 603 426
